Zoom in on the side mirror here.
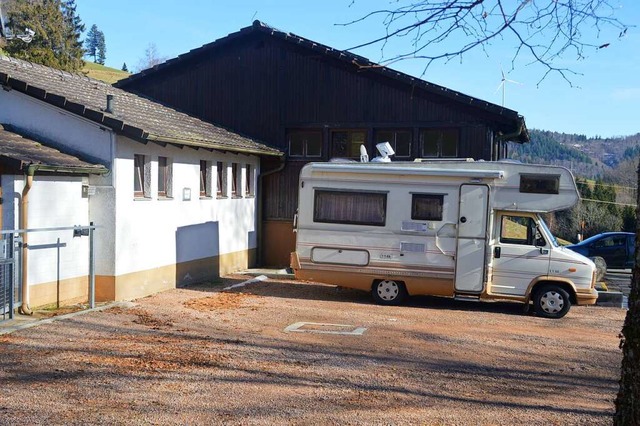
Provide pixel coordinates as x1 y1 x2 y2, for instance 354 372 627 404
533 224 546 248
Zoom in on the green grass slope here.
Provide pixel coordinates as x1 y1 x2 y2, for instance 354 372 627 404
82 61 130 84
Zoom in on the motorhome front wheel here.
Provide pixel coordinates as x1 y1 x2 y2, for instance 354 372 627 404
533 285 571 319
372 280 407 306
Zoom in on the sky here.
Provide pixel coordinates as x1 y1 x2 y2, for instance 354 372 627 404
75 0 639 138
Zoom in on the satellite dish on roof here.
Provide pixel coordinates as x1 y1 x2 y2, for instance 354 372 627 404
371 142 395 163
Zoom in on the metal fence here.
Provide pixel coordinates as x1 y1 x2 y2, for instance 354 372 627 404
1 234 21 321
1 224 95 322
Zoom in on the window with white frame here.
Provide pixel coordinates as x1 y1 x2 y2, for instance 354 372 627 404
216 161 228 198
157 156 173 198
200 160 212 198
245 164 255 197
134 154 151 198
231 163 240 198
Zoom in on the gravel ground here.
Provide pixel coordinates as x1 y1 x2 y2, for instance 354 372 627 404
0 275 626 425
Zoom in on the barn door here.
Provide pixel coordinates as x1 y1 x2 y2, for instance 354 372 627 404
454 184 490 293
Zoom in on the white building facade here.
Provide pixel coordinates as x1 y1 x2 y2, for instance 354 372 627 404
0 57 281 308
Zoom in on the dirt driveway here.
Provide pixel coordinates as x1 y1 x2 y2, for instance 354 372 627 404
0 275 626 425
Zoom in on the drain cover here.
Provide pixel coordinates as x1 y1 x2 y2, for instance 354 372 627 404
284 322 366 335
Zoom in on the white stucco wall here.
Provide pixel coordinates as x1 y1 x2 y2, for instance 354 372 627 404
6 175 89 286
113 136 259 276
0 88 117 278
1 88 262 297
0 89 115 170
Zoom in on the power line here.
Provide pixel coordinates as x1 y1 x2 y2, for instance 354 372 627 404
580 197 636 208
575 181 637 192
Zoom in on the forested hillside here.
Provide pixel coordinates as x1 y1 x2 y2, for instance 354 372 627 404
508 130 601 178
508 130 640 179
508 129 639 242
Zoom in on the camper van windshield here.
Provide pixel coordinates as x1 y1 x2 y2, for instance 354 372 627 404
538 216 559 248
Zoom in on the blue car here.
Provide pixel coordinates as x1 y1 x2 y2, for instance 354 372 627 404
566 232 634 269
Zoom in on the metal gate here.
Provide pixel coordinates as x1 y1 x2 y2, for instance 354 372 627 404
1 224 95 322
1 234 22 321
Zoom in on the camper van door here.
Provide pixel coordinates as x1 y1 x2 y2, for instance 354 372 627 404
490 213 551 296
454 184 490 293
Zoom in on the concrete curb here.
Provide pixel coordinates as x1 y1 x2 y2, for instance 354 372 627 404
241 269 296 280
0 301 137 336
595 291 625 308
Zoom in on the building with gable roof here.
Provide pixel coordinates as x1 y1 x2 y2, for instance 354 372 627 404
117 21 529 266
0 55 282 310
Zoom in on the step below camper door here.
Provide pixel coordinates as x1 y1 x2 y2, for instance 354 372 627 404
454 184 490 293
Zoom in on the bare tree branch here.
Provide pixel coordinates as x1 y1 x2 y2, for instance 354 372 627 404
340 0 630 84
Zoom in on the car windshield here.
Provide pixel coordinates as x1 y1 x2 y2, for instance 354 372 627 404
579 233 606 245
537 216 559 248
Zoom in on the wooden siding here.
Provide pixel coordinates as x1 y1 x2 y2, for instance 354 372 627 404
124 33 515 220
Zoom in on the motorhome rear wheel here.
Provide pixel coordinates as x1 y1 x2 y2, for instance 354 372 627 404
372 280 407 306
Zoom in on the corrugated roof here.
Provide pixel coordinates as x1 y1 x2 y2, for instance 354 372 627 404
116 21 528 142
0 124 108 174
0 55 282 156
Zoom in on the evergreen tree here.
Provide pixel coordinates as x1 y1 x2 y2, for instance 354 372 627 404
576 178 592 199
96 29 105 65
593 180 619 216
621 205 636 233
84 23 99 62
4 0 84 72
121 62 128 72
60 0 84 71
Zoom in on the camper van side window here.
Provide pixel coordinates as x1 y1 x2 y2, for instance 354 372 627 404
314 190 386 226
411 194 443 221
519 174 560 194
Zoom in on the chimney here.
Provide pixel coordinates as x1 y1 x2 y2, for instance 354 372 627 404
106 94 114 114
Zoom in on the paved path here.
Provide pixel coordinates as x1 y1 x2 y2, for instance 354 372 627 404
604 269 632 297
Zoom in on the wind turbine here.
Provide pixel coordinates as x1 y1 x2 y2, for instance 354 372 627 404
495 67 522 107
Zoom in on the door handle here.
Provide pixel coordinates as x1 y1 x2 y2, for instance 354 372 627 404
494 247 501 258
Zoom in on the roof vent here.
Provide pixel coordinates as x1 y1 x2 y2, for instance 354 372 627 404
105 94 114 114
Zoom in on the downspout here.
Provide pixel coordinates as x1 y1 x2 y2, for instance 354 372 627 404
256 155 286 266
18 164 36 315
0 175 3 230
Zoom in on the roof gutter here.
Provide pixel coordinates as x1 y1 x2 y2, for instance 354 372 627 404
28 164 109 175
496 116 529 143
145 134 283 157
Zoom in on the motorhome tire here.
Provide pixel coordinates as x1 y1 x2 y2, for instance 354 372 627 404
372 280 407 305
533 285 571 319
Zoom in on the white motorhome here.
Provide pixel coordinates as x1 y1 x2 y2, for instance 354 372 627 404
291 160 598 318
